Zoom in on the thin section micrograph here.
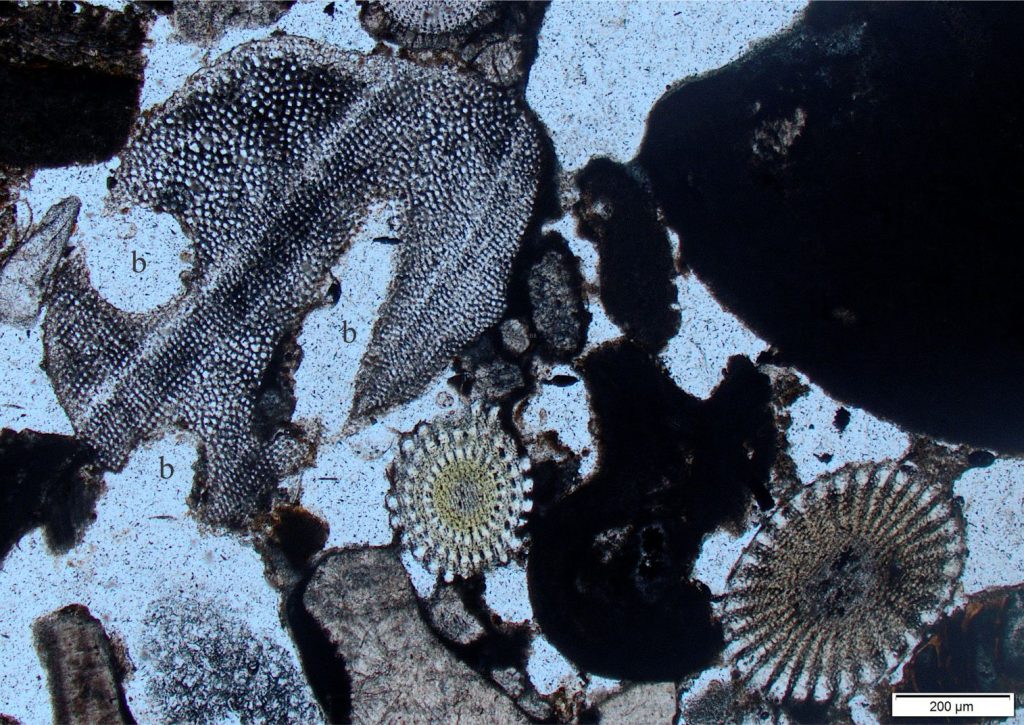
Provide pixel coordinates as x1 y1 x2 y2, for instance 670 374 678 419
1 1 1023 723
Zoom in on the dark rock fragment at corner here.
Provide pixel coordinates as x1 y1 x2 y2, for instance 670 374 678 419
32 604 135 725
527 233 589 362
638 3 1024 452
0 429 103 564
0 2 149 168
527 342 776 681
883 583 1024 723
301 547 528 724
574 159 680 353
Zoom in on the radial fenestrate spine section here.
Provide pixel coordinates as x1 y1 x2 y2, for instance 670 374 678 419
387 403 531 582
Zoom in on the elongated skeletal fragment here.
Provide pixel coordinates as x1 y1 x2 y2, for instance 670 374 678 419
0 196 79 329
717 460 966 702
387 403 533 581
32 604 133 725
41 36 542 525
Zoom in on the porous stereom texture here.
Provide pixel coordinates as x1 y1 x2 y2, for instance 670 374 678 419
42 36 543 525
142 596 320 723
360 0 498 50
387 403 532 581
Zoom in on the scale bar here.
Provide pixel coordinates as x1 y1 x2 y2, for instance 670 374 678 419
892 693 1015 718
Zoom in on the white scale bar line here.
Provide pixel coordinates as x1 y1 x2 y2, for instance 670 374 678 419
892 693 1015 718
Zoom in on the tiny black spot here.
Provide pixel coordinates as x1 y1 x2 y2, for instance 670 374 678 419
326 279 341 305
967 450 996 468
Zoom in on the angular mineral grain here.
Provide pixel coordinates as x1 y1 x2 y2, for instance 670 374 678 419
303 547 527 724
0 196 79 328
598 682 678 725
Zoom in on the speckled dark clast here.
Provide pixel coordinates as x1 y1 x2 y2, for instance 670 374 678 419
0 2 148 168
3 3 1024 723
0 428 103 564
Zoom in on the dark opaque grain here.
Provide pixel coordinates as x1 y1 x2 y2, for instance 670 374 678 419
639 3 1024 451
527 342 775 680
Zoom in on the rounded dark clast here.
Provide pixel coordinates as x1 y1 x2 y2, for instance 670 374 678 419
638 3 1024 452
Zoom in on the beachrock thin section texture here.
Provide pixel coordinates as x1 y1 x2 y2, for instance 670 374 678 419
303 547 528 724
42 36 542 525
